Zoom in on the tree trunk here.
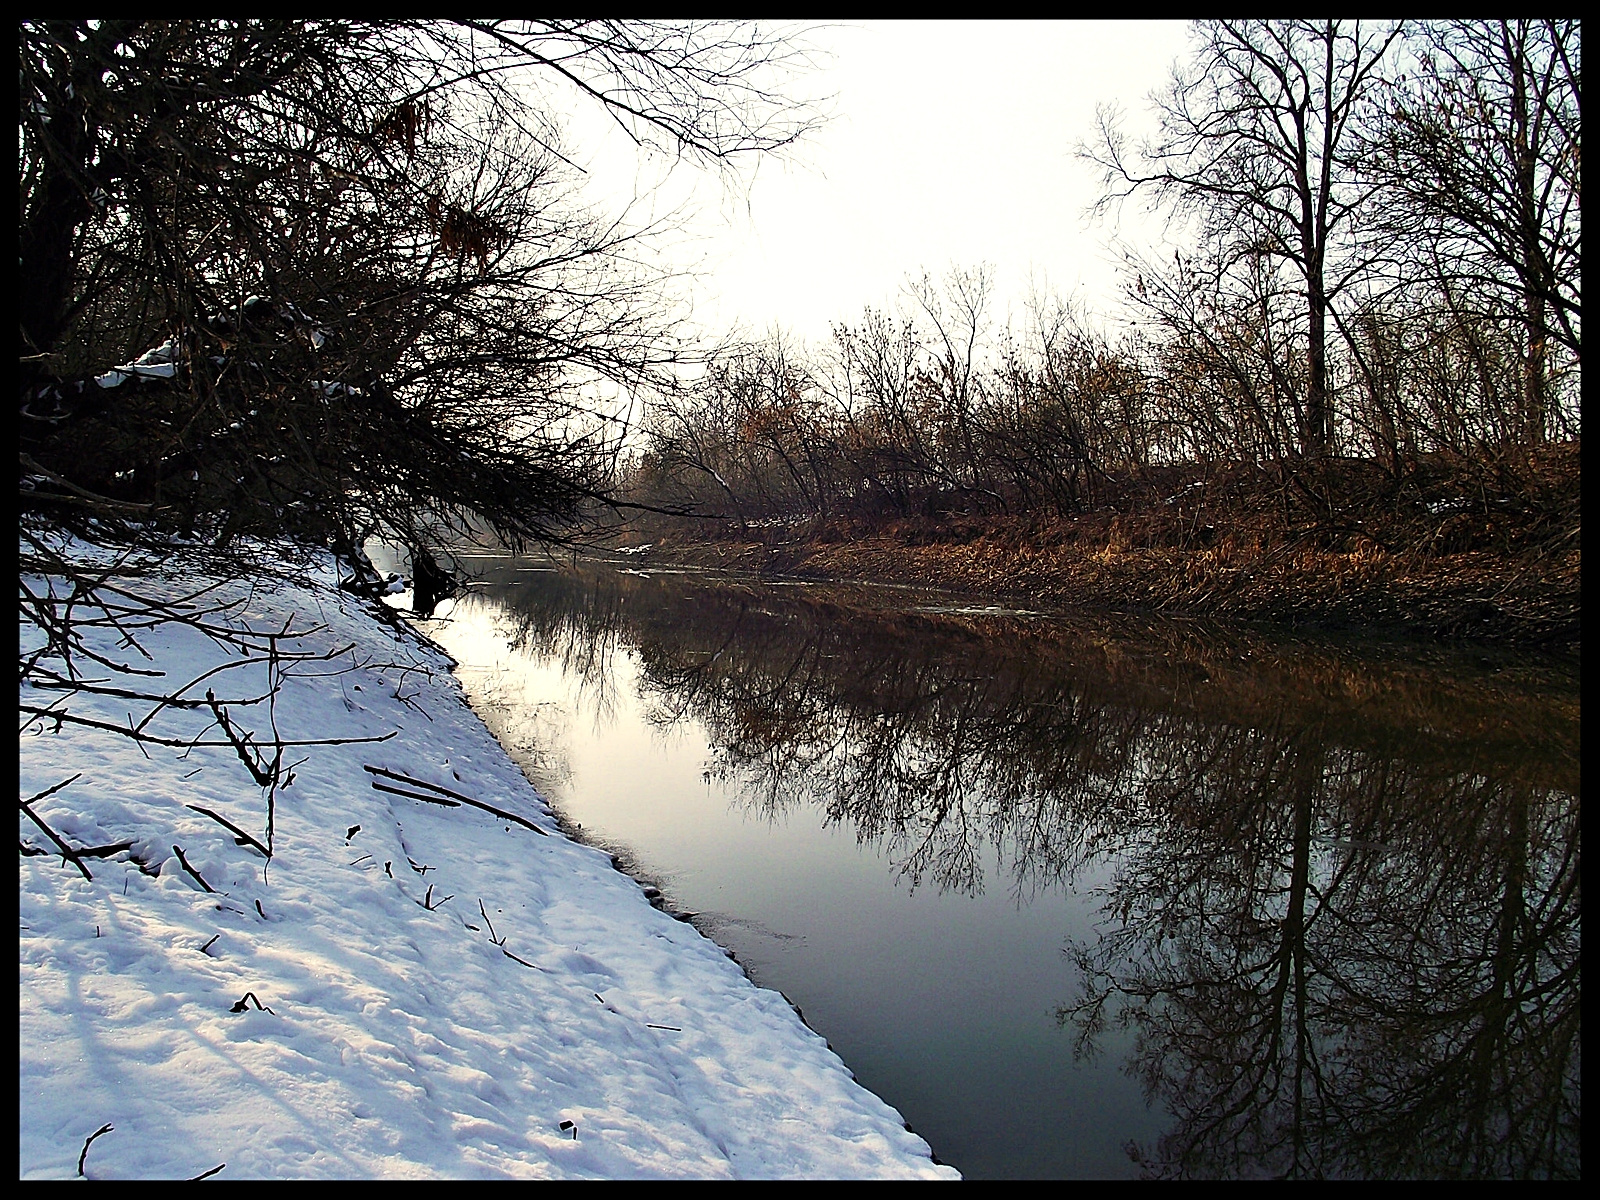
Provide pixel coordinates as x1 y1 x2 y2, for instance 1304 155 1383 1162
1508 26 1549 445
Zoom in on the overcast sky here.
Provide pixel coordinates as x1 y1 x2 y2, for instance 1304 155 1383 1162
568 20 1196 348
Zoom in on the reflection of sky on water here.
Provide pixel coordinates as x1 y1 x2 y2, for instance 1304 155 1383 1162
426 560 1579 1180
435 587 1163 1179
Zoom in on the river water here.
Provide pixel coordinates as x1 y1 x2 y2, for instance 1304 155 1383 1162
418 553 1579 1179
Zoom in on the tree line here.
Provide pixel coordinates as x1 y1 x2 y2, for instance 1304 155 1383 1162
625 21 1579 547
16 21 1580 576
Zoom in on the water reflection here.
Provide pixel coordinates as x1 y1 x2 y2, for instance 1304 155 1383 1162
461 559 1579 1178
1065 724 1579 1178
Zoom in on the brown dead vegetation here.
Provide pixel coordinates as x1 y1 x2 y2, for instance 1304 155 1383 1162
617 442 1581 652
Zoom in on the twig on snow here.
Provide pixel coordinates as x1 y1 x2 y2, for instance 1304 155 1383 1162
363 764 548 833
185 804 270 858
368 780 458 807
479 899 503 944
24 774 83 805
419 883 453 911
171 844 216 892
19 777 93 880
77 1123 113 1176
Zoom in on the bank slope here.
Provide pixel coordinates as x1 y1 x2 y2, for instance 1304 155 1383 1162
18 536 957 1180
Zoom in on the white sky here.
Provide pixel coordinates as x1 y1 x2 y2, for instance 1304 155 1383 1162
566 20 1196 348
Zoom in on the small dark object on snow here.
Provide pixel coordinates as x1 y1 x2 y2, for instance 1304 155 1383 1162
346 825 360 840
559 1120 577 1139
186 803 270 858
229 990 275 1014
172 843 216 892
363 764 547 834
78 1123 114 1176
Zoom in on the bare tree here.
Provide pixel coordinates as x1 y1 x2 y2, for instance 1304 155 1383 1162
906 265 995 503
1363 20 1581 445
1085 20 1403 459
18 20 824 567
826 308 936 517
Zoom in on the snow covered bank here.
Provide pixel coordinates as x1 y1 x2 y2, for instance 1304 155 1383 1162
18 536 957 1179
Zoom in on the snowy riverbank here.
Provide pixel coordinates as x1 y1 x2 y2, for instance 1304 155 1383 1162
19 535 957 1179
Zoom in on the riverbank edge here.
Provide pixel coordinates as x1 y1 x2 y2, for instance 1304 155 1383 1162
392 594 958 1170
19 535 958 1179
491 800 953 1170
607 528 1579 655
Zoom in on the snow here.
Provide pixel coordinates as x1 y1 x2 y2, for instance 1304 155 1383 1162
95 339 180 388
18 535 957 1180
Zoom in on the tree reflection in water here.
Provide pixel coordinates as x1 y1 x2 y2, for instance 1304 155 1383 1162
470 561 1579 1178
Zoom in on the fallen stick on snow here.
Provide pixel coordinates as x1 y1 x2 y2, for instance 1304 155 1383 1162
19 783 93 881
368 780 459 807
363 764 548 834
171 843 216 893
185 803 271 858
77 1123 113 1177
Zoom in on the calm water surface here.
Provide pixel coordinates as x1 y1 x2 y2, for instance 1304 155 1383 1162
420 555 1579 1179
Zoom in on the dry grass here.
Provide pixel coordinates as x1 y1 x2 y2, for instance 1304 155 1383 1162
618 444 1581 651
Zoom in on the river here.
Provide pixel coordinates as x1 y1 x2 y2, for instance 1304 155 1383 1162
418 553 1579 1179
